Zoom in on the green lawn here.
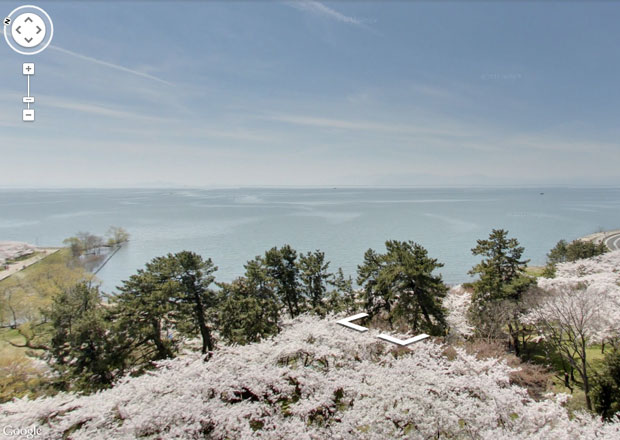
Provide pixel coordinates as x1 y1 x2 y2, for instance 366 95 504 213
0 324 50 361
0 326 51 403
525 266 546 278
0 247 88 402
0 248 69 289
0 327 29 358
522 340 607 413
0 248 71 359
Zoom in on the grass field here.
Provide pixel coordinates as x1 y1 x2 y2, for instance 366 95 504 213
0 328 30 358
522 340 608 412
0 327 50 402
525 265 546 278
0 251 73 402
0 248 70 288
0 248 72 360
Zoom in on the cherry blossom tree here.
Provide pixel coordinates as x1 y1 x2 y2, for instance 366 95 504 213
2 316 619 439
524 286 604 410
535 250 620 344
525 250 620 411
443 285 474 338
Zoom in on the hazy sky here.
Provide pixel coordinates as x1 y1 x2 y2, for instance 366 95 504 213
1 1 620 187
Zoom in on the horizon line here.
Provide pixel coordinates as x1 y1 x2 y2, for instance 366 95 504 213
1 184 620 190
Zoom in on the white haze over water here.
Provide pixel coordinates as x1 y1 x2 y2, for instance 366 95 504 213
1 187 619 291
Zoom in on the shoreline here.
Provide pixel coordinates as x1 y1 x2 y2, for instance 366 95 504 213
0 247 60 282
579 229 620 244
92 244 124 275
579 229 620 251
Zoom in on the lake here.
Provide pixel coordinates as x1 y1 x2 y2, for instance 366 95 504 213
1 187 619 291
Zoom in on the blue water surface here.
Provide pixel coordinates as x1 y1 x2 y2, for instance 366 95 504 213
1 187 618 290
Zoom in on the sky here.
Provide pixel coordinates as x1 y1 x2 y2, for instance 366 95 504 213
1 0 620 188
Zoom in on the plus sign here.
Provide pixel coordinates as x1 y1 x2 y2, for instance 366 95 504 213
26 66 32 72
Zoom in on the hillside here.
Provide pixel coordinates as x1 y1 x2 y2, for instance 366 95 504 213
2 314 619 439
535 249 620 341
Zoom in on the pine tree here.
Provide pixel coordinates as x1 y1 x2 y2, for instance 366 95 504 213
592 348 620 420
262 245 303 318
48 282 125 392
217 278 280 345
357 248 392 318
543 238 608 277
327 268 357 314
468 229 534 354
115 251 219 358
114 269 177 363
298 250 332 316
149 251 219 354
358 241 447 334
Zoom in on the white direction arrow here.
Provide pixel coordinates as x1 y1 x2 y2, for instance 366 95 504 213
336 313 369 332
377 333 430 346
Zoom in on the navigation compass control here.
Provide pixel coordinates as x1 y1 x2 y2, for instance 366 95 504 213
4 5 53 55
11 13 46 48
3 5 54 122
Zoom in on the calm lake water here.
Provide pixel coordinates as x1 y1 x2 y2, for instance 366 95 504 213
1 187 619 290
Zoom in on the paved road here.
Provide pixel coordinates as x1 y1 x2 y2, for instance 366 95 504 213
604 232 620 251
0 248 59 281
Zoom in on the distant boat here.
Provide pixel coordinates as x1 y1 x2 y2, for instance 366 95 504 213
540 192 544 195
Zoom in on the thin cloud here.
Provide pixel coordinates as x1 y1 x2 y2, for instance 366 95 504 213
0 26 172 85
38 95 280 143
50 46 173 86
288 1 371 27
260 112 620 155
43 96 172 122
409 84 458 101
260 113 473 138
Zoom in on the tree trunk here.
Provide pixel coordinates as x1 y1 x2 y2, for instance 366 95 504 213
583 367 592 410
418 300 433 333
197 311 213 354
291 289 301 317
507 322 520 356
191 290 214 354
512 333 520 356
581 342 592 411
285 294 295 318
9 305 18 329
151 318 172 359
